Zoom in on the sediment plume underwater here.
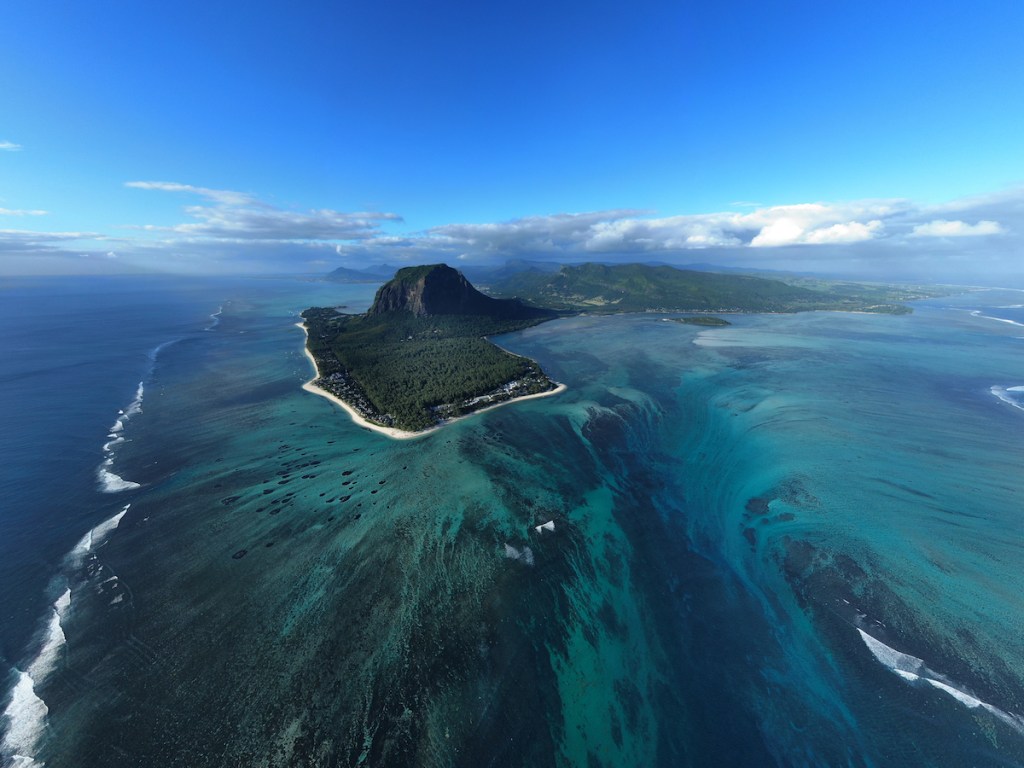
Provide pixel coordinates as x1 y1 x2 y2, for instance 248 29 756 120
3 277 1024 766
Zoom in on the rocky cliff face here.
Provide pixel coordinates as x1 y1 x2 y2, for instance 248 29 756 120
368 264 553 319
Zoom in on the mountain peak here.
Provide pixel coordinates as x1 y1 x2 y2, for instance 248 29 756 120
368 264 553 320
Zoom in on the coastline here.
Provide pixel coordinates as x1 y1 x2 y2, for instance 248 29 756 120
296 323 566 440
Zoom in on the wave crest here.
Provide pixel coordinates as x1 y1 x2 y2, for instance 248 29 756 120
858 628 1024 734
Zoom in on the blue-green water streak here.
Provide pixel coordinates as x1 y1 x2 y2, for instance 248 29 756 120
4 282 1024 767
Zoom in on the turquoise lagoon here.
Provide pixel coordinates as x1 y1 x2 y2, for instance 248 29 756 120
2 279 1024 766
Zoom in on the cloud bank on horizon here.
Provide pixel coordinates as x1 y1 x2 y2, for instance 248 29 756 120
1 182 1019 284
2 2 1021 283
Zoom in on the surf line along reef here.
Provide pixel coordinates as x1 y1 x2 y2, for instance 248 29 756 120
301 264 565 436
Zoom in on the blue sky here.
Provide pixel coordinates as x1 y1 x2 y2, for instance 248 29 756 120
1 0 1022 280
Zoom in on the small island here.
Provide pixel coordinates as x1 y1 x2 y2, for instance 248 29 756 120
669 316 732 326
302 265 563 436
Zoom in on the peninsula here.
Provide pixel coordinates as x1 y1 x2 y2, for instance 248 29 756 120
302 264 562 435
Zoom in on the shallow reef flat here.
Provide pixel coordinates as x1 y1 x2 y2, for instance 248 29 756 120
15 287 1024 767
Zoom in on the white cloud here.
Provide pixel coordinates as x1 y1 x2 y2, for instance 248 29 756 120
910 219 1004 238
411 201 894 257
6 184 1024 281
743 203 892 247
0 141 21 151
0 229 107 270
125 181 255 206
0 229 98 245
0 208 48 216
126 181 402 241
753 218 884 246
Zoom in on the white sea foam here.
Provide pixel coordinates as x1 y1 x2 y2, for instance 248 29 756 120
71 505 130 561
147 339 179 363
98 379 147 492
858 629 1024 733
96 340 180 492
25 589 71 684
101 436 125 452
87 506 129 550
534 520 555 534
969 309 1024 328
0 671 49 765
205 305 223 331
3 505 129 762
2 502 132 761
858 629 925 678
990 386 1024 413
123 381 144 417
97 464 141 493
503 543 535 565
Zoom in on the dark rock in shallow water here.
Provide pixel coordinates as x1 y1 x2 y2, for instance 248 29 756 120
745 497 771 515
221 496 241 505
232 549 247 560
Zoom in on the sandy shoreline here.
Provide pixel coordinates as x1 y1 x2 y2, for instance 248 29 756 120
296 323 566 440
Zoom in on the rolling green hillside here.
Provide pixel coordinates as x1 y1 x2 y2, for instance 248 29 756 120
484 263 941 314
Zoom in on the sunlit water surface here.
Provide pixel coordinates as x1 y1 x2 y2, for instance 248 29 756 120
2 278 1023 767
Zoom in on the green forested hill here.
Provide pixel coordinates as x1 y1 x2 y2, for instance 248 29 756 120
303 265 559 432
484 263 938 313
303 309 555 431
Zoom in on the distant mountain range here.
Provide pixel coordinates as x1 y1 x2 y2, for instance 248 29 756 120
324 264 397 282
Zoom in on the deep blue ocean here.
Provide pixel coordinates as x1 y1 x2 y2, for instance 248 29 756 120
2 276 1024 767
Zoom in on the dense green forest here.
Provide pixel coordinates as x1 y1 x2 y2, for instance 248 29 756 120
671 316 732 326
303 308 555 432
482 262 946 314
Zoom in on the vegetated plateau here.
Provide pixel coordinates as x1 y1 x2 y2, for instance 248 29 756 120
303 265 559 432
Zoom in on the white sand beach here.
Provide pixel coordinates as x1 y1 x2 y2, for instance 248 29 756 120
297 323 566 440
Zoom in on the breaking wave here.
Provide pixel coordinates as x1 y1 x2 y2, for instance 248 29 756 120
204 305 223 331
0 505 130 765
96 338 180 493
968 309 1024 328
858 628 1024 734
990 385 1024 413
